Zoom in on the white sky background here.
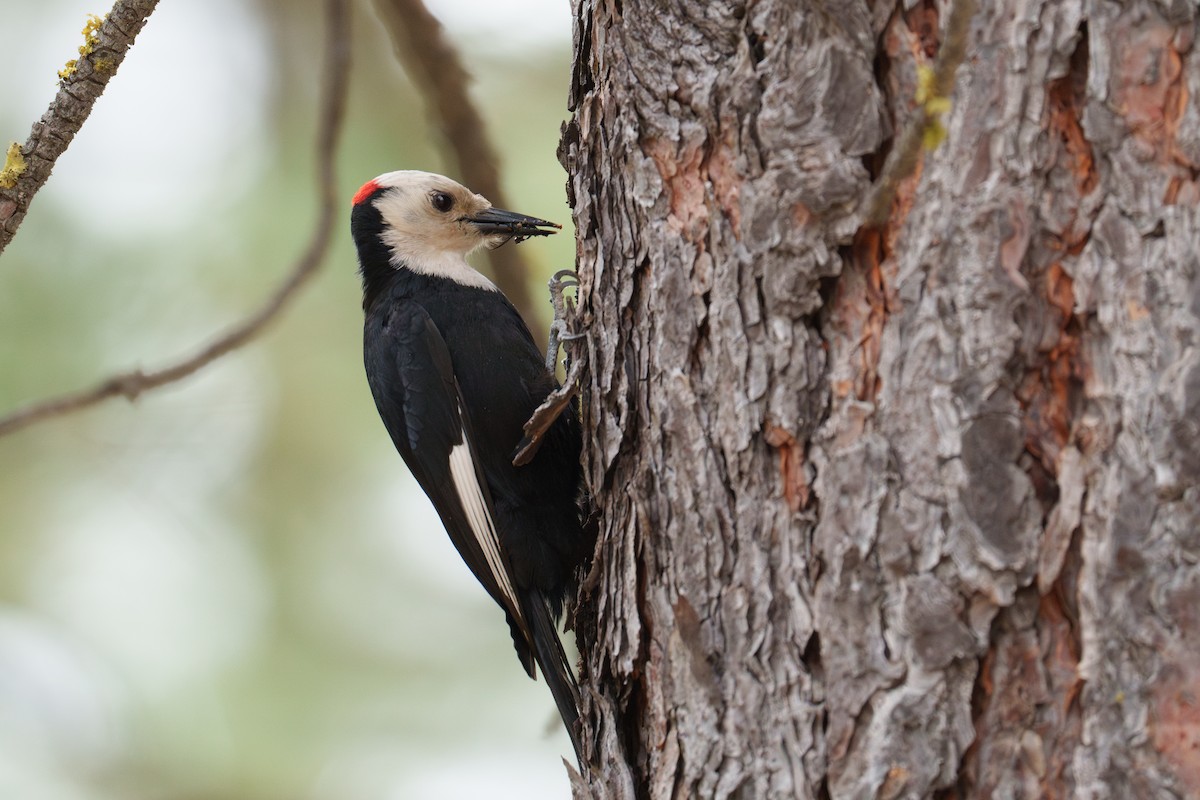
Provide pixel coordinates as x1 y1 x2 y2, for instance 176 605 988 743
0 1 575 799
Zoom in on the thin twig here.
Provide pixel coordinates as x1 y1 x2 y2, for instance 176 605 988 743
0 0 351 438
0 0 160 255
371 0 538 325
862 0 977 228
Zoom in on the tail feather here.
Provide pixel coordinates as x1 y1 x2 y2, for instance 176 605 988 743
522 589 583 762
506 610 537 678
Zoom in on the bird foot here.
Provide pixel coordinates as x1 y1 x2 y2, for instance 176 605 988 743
517 270 587 466
512 367 583 467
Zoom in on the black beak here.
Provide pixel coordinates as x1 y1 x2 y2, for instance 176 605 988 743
466 207 561 241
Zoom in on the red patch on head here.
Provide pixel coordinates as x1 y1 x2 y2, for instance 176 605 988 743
352 179 382 206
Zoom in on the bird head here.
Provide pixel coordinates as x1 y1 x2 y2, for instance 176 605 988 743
351 171 559 288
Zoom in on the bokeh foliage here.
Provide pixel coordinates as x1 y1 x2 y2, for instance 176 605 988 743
0 0 576 796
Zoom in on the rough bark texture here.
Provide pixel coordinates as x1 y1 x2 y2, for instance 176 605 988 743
562 1 1200 798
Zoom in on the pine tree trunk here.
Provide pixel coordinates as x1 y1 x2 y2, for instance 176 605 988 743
561 2 1200 798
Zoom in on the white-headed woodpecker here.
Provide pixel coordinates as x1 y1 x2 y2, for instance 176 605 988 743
350 171 589 758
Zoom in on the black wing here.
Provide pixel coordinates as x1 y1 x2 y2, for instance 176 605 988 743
364 300 528 640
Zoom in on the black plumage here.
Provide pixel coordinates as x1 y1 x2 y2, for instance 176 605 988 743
350 172 589 758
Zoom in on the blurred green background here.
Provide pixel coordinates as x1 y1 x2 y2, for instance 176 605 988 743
0 0 578 797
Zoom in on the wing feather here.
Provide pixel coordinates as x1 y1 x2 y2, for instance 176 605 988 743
364 302 527 635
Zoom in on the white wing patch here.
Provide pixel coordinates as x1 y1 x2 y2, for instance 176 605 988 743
448 436 523 623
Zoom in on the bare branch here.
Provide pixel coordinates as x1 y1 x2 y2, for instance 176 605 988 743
0 0 351 439
371 0 539 325
861 0 977 228
0 0 160 255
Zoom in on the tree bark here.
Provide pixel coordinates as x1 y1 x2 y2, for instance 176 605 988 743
563 1 1200 798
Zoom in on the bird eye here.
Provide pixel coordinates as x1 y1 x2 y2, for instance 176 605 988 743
430 191 454 213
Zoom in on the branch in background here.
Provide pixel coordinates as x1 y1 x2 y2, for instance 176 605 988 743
372 0 538 326
0 0 160 256
862 0 977 228
0 0 351 439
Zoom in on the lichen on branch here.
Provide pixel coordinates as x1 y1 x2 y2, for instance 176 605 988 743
0 0 160 256
915 64 953 149
0 143 27 189
58 13 105 81
861 0 977 228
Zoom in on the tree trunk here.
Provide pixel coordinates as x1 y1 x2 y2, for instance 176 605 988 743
562 1 1200 798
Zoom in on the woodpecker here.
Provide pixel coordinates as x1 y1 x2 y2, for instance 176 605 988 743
350 170 589 758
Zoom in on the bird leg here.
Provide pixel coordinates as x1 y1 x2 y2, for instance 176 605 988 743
544 269 582 373
515 270 586 467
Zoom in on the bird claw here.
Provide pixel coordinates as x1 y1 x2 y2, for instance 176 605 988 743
551 268 579 286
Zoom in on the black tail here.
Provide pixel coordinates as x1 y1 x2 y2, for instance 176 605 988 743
522 588 583 762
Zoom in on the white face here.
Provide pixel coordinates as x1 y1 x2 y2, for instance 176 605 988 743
369 171 503 289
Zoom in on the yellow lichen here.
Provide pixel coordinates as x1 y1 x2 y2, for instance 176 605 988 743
79 13 103 53
58 14 105 82
915 64 952 150
0 143 28 189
